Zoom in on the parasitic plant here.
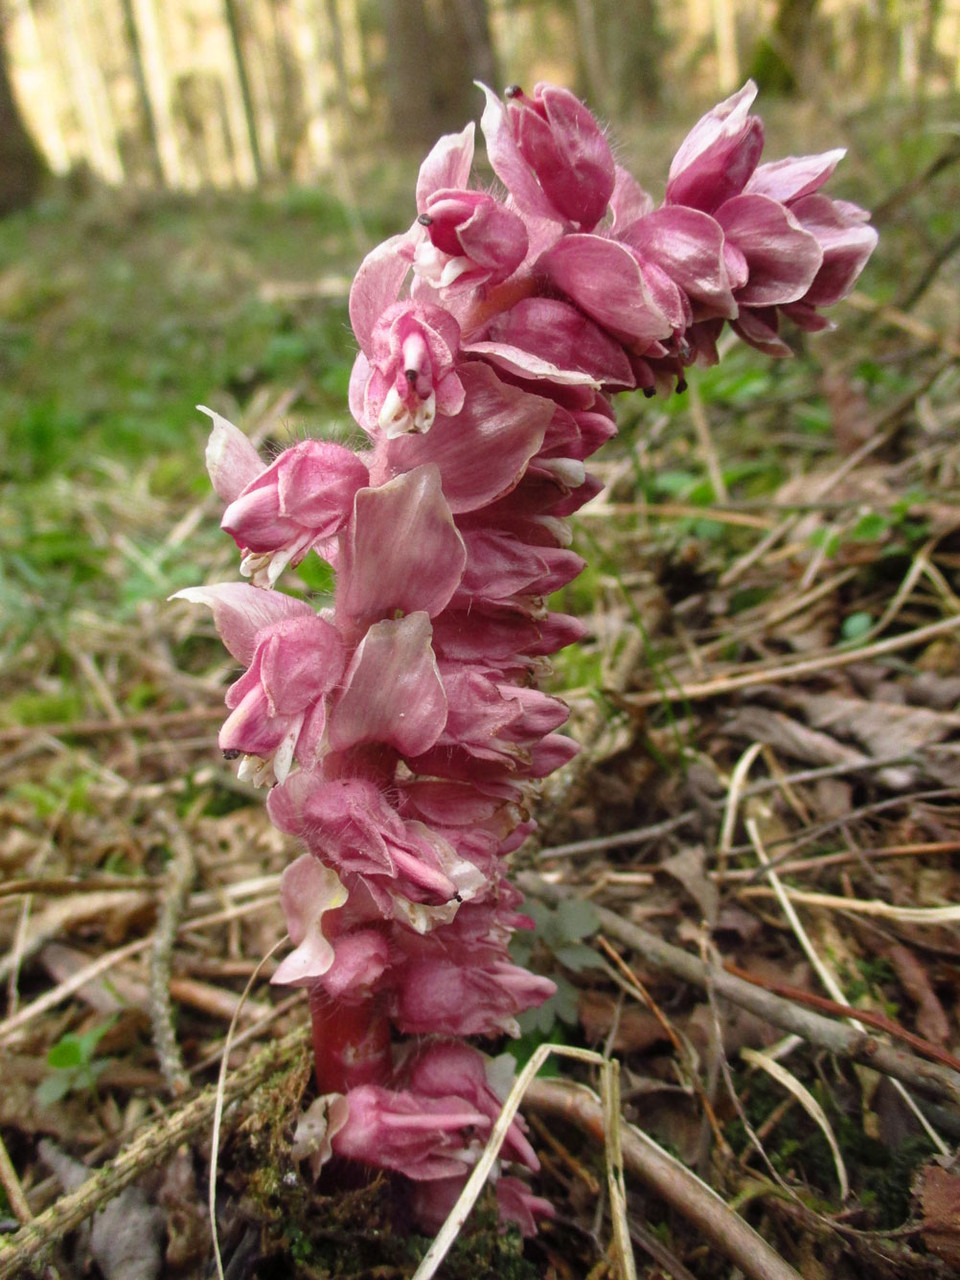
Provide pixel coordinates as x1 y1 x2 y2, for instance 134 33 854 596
176 80 875 1235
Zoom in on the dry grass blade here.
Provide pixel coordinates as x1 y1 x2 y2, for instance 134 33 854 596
738 888 960 925
413 1045 636 1280
746 817 950 1156
525 1078 804 1280
620 614 960 709
209 938 289 1280
741 1048 849 1200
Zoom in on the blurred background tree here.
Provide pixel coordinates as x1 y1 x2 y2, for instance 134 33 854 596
2 0 957 197
0 0 47 213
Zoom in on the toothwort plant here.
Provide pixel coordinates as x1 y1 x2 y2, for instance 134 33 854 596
176 82 876 1235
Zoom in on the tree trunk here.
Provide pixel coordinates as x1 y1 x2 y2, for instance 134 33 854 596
748 0 820 95
378 0 498 150
0 4 48 214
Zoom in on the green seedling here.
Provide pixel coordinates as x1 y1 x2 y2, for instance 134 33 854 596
511 898 601 1041
36 1016 117 1108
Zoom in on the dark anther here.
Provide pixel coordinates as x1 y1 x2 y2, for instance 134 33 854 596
417 213 433 226
222 749 241 760
676 378 688 394
643 386 656 398
405 368 419 385
504 84 523 99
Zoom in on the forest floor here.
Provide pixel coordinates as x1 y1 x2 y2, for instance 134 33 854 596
2 91 960 1279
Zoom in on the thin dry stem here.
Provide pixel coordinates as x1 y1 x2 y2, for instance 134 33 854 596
0 1026 311 1280
525 1077 803 1280
518 875 960 1109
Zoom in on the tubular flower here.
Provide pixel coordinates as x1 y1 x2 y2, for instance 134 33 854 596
175 78 875 1238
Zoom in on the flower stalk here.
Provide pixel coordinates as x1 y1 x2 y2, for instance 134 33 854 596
176 80 875 1235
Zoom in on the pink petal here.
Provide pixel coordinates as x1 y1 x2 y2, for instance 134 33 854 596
745 149 846 203
621 206 737 319
478 83 562 224
326 612 447 757
271 854 348 988
717 194 823 306
349 227 418 354
373 362 552 513
790 194 878 307
466 297 635 388
336 465 466 630
201 406 263 501
537 234 674 345
416 122 475 210
609 164 654 233
666 81 764 213
170 583 313 664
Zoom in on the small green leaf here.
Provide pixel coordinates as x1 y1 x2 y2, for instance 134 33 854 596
851 512 889 543
554 898 600 942
552 976 580 1026
47 1037 84 1070
554 942 599 973
36 1071 78 1107
842 611 873 641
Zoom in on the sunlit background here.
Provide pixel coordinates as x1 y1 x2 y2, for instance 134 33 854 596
6 0 960 191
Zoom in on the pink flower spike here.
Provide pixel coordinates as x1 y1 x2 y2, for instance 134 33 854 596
271 854 348 988
666 81 764 214
336 465 466 631
170 582 313 665
200 406 263 502
325 612 447 758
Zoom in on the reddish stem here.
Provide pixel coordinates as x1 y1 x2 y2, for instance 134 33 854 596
310 989 392 1095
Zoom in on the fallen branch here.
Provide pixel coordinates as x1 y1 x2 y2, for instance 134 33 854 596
525 1077 802 1280
724 961 960 1076
517 875 960 1109
0 1026 310 1280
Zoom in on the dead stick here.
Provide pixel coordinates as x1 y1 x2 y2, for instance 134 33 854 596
722 963 960 1076
619 614 960 709
0 706 223 746
526 1078 802 1280
150 815 197 1095
517 876 960 1109
0 1026 310 1280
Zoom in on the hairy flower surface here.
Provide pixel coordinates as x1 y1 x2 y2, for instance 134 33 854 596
177 77 875 1240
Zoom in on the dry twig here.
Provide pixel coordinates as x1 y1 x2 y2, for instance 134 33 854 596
518 875 960 1109
0 1026 310 1280
525 1077 802 1280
